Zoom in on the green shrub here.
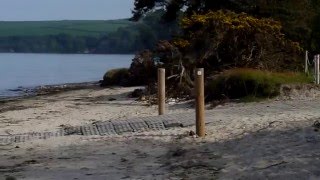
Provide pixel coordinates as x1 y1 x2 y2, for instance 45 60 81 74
101 68 130 87
206 68 312 100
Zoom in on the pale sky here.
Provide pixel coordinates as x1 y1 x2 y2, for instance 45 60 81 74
0 0 134 21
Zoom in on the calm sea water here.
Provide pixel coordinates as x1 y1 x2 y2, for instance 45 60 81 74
0 53 133 97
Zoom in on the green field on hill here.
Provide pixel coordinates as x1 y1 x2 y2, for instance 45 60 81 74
0 19 133 37
0 12 175 54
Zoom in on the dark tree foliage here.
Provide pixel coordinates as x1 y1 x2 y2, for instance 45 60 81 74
132 0 259 21
131 0 166 21
132 0 320 51
129 0 313 98
128 50 157 86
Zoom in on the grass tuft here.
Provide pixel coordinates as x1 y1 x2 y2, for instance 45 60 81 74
206 68 312 101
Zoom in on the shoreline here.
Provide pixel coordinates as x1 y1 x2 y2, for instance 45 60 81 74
0 52 135 55
0 81 102 102
0 86 194 135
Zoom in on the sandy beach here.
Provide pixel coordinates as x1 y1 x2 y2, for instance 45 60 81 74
1 86 320 179
0 86 193 135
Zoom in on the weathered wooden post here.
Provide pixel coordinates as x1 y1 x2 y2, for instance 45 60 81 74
195 68 205 137
316 54 320 84
305 51 309 74
313 55 319 84
314 55 318 84
158 68 165 115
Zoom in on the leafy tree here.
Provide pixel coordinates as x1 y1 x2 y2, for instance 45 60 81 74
132 0 320 51
130 10 303 97
178 10 302 71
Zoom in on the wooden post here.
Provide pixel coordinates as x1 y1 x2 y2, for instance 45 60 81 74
315 55 317 84
316 55 318 84
195 68 205 137
317 55 320 85
305 51 308 74
158 68 165 115
314 55 319 85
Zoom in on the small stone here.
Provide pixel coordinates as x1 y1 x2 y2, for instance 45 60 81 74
139 96 146 101
131 89 144 98
172 148 187 157
314 120 320 128
189 130 196 136
121 158 128 162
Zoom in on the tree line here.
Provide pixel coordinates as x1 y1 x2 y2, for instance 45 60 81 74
0 10 178 54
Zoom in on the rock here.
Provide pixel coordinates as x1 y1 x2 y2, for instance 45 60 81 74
130 89 144 98
121 158 128 162
100 68 130 87
172 148 187 157
189 130 196 136
139 96 146 101
313 120 320 132
168 98 177 105
314 120 320 128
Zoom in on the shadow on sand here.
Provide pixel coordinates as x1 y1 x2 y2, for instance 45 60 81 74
1 122 320 179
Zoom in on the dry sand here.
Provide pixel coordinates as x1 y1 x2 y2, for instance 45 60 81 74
0 86 193 135
1 86 320 179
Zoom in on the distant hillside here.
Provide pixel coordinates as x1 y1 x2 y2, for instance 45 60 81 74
0 20 133 37
0 11 179 54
